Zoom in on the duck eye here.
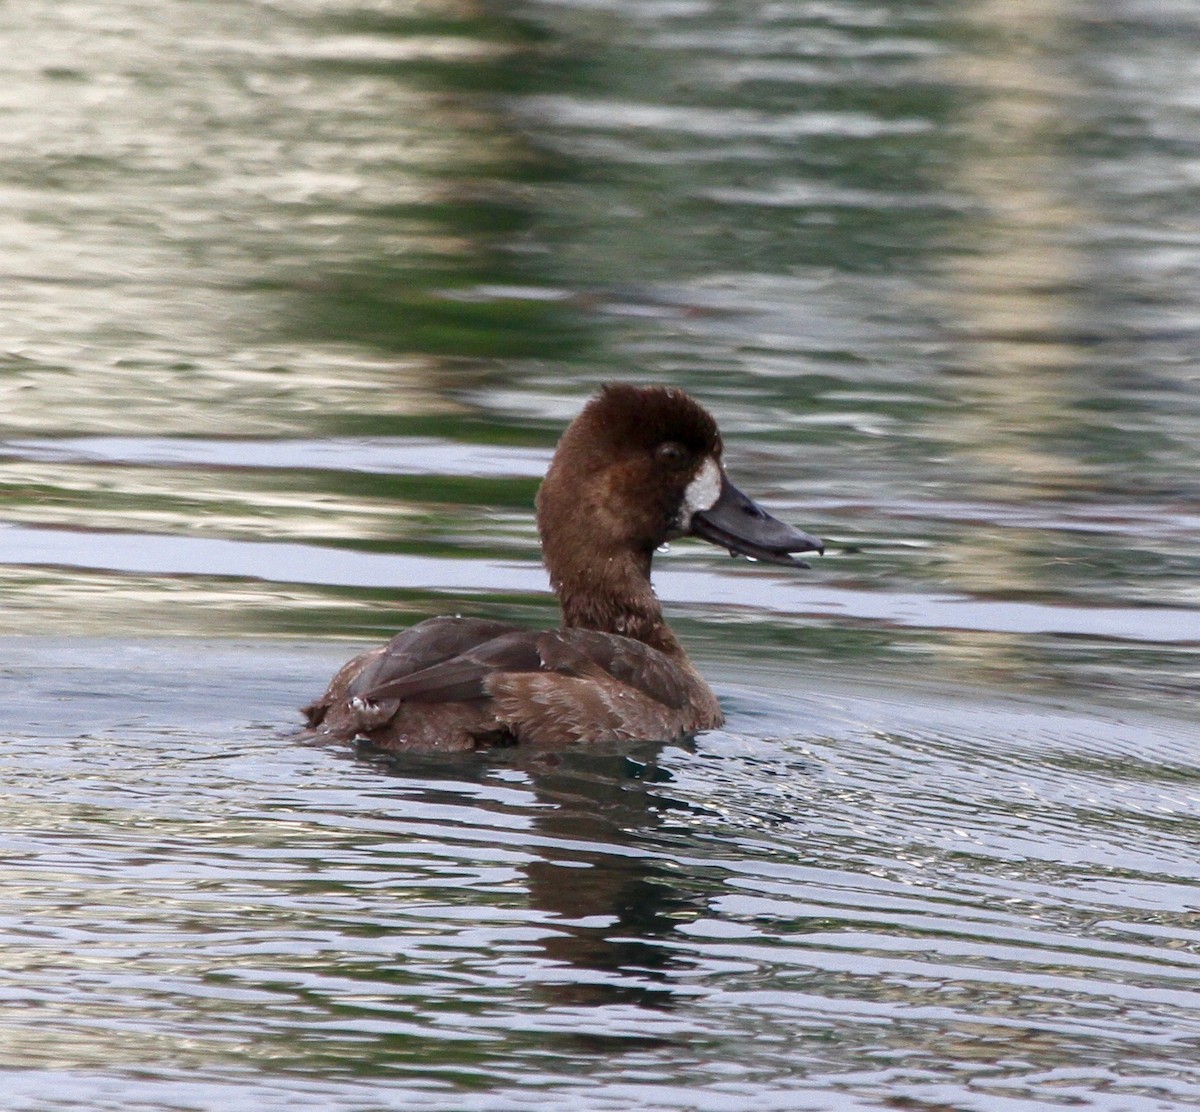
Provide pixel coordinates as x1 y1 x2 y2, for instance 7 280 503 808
655 441 689 469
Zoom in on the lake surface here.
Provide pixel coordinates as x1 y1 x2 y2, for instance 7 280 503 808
1 1 1198 1109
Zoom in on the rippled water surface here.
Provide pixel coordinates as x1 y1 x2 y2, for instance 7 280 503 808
2 0 1199 1109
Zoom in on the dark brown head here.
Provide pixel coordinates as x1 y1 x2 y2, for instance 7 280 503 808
537 384 720 557
537 383 823 583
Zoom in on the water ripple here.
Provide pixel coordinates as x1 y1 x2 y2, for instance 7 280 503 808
4 642 1200 1109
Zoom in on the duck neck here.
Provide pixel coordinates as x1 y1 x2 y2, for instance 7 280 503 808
548 544 686 658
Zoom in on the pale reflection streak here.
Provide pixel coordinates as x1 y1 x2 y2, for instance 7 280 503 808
930 0 1094 675
938 0 1090 492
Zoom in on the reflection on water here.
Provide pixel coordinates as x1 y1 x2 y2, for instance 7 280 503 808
936 0 1089 487
1 0 1200 1108
0 0 566 436
927 0 1097 686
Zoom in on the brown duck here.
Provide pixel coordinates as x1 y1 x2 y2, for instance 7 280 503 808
302 384 823 750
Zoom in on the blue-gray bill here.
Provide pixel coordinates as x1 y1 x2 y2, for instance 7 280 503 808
690 473 824 568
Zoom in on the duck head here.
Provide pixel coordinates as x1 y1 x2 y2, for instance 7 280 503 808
537 383 823 575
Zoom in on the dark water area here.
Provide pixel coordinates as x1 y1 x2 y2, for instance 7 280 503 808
1 1 1199 1109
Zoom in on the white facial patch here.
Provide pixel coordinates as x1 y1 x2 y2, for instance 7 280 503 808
680 457 722 524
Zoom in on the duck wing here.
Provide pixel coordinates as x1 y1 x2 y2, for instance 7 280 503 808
346 616 520 699
533 629 692 710
353 628 543 705
359 627 691 711
302 616 517 728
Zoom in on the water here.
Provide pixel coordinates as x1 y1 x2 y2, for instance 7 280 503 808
5 640 1200 1110
1 0 1199 1109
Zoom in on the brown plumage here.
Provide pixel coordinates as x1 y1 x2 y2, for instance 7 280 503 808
302 384 823 751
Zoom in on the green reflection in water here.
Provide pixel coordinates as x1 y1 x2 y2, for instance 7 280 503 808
253 5 601 380
276 270 593 361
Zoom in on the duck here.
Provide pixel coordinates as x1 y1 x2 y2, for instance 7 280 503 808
302 383 823 751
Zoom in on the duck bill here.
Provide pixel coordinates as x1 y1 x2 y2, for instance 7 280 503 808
690 472 824 568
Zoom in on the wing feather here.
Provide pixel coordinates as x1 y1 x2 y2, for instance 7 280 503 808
356 625 689 714
534 629 691 710
358 630 543 704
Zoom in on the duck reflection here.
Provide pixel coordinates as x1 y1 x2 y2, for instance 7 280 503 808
364 738 709 1011
515 742 705 1010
